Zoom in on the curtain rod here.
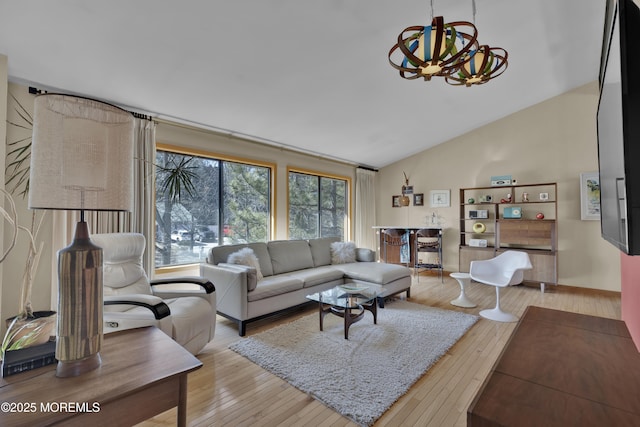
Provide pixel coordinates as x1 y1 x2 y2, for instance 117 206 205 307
357 165 378 172
26 85 364 168
130 111 152 121
29 86 153 121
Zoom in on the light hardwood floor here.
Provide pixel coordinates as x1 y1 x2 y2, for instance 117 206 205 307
137 274 622 427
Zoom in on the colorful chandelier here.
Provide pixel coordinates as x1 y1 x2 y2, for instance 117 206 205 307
445 45 508 86
388 16 478 81
388 1 508 86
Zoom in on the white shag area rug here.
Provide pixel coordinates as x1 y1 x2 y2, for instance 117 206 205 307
229 300 479 426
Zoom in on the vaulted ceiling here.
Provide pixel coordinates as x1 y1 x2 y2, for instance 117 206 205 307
0 0 605 168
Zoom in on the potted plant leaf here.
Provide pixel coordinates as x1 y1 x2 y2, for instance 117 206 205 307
1 91 55 364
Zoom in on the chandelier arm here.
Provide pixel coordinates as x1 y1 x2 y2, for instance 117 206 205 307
388 44 422 79
480 49 508 78
390 28 432 74
396 27 425 63
484 58 508 79
445 47 508 86
430 16 445 66
443 21 478 62
476 47 491 76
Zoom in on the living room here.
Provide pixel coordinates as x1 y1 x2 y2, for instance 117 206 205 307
2 1 640 425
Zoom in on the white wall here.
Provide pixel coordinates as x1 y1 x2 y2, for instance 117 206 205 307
377 82 621 291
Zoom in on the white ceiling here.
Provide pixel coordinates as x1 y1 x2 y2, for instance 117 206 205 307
0 0 605 168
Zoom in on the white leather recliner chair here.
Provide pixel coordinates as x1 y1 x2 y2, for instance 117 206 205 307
92 232 216 355
470 250 532 322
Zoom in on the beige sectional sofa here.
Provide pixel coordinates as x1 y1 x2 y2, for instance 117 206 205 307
199 237 412 335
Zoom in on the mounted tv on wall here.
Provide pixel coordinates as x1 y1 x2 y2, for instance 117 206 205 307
597 0 640 255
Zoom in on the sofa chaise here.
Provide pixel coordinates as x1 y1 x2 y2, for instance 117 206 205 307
200 237 412 335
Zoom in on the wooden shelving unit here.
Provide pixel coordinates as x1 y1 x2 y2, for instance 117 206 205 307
459 182 558 288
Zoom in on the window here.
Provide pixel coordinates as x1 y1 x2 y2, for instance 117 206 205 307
155 148 272 268
288 170 349 240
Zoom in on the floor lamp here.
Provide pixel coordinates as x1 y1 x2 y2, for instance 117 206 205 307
28 94 134 377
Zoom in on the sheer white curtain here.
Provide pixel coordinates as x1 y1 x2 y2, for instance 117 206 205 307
354 167 377 250
129 117 156 272
51 117 156 301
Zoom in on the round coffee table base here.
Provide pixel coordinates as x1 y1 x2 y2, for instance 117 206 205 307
318 300 377 339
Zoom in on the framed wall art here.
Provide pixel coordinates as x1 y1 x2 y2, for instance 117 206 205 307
430 190 450 208
413 193 424 206
580 172 601 220
392 195 401 207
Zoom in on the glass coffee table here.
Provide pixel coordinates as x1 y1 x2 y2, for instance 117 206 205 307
306 285 382 339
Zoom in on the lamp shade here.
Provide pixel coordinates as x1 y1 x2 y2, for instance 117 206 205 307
29 94 134 212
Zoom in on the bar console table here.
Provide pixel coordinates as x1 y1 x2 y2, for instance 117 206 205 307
0 326 202 427
468 306 640 426
372 226 443 268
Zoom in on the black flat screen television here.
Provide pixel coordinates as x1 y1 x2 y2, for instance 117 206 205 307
597 0 640 255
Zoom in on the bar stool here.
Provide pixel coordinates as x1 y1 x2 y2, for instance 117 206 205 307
382 228 409 266
414 228 443 282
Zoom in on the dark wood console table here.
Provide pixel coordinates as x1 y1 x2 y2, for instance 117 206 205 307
0 327 202 427
373 226 442 266
468 306 640 426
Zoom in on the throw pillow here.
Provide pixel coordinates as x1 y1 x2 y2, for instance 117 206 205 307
227 247 263 282
355 248 375 262
330 241 357 264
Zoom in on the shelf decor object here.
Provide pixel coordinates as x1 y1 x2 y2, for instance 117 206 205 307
472 222 486 233
28 94 134 377
490 175 513 186
398 172 411 206
503 207 522 219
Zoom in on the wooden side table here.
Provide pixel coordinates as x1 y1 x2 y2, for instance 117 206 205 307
468 306 640 426
0 327 202 427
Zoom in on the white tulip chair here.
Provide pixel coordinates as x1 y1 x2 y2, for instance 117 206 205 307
470 251 532 322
